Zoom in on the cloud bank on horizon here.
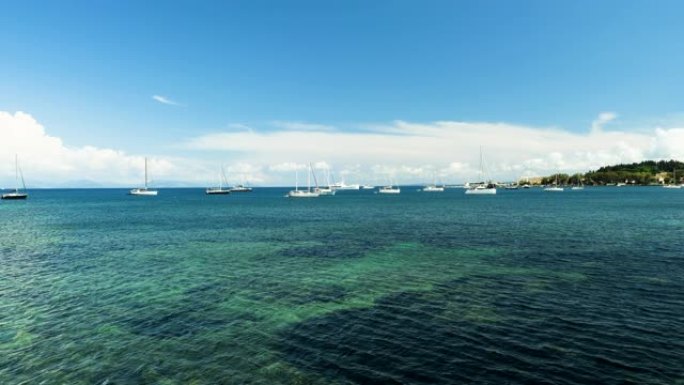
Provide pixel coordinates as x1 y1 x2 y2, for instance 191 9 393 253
1 110 684 187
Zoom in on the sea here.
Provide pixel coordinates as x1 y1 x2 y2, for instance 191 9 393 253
0 187 682 384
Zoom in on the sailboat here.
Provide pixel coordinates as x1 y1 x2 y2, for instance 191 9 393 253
571 174 584 190
316 168 336 196
544 173 564 192
129 157 158 196
422 174 444 192
206 166 231 195
378 178 401 194
663 169 681 189
288 163 320 198
2 155 28 200
465 147 496 195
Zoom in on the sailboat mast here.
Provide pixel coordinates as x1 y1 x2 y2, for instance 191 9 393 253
479 146 484 183
15 154 19 192
307 164 311 193
144 158 148 189
295 169 299 191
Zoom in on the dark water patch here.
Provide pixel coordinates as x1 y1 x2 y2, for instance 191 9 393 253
121 281 239 338
244 280 349 305
280 274 684 385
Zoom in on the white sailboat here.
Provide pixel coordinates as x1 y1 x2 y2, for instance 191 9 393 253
571 174 584 190
465 147 496 195
288 163 320 198
422 174 444 192
2 154 28 200
206 166 231 195
544 173 564 192
378 178 401 194
378 185 401 194
316 167 336 196
663 169 681 189
129 157 158 196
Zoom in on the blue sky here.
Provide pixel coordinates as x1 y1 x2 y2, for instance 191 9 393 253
1 1 684 186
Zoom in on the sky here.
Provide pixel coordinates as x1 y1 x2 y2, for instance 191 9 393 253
1 0 684 187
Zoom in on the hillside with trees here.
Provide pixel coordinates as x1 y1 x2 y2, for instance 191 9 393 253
540 160 684 185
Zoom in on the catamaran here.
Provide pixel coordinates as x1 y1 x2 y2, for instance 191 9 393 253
206 166 231 195
288 164 320 198
129 157 158 196
2 155 28 200
465 147 496 195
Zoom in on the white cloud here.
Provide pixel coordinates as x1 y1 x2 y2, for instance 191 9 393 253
185 114 684 184
4 110 684 187
152 95 182 106
271 121 336 132
591 111 618 132
0 111 201 187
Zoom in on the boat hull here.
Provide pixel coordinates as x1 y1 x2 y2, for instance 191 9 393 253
288 191 320 198
316 188 336 196
1 193 28 200
206 189 231 195
378 188 401 194
422 187 444 192
544 187 564 192
129 188 158 196
230 187 253 192
465 188 496 195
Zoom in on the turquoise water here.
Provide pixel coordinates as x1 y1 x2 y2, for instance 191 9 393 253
0 187 682 384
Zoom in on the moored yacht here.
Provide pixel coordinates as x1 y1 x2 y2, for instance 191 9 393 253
129 158 158 196
378 185 401 194
288 164 320 198
206 166 231 195
230 184 253 192
465 147 496 195
1 155 28 200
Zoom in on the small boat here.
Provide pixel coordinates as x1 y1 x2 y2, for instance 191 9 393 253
422 174 444 192
1 155 28 200
206 166 231 195
230 184 253 192
465 183 497 195
316 186 336 196
329 172 360 191
422 185 445 192
544 173 564 192
663 170 681 189
465 147 496 195
378 185 401 194
129 157 158 196
288 163 320 198
361 184 375 190
316 168 336 195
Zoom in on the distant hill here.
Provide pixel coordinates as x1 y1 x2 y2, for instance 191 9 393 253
540 160 684 185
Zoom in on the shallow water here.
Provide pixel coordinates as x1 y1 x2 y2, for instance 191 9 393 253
0 187 682 384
